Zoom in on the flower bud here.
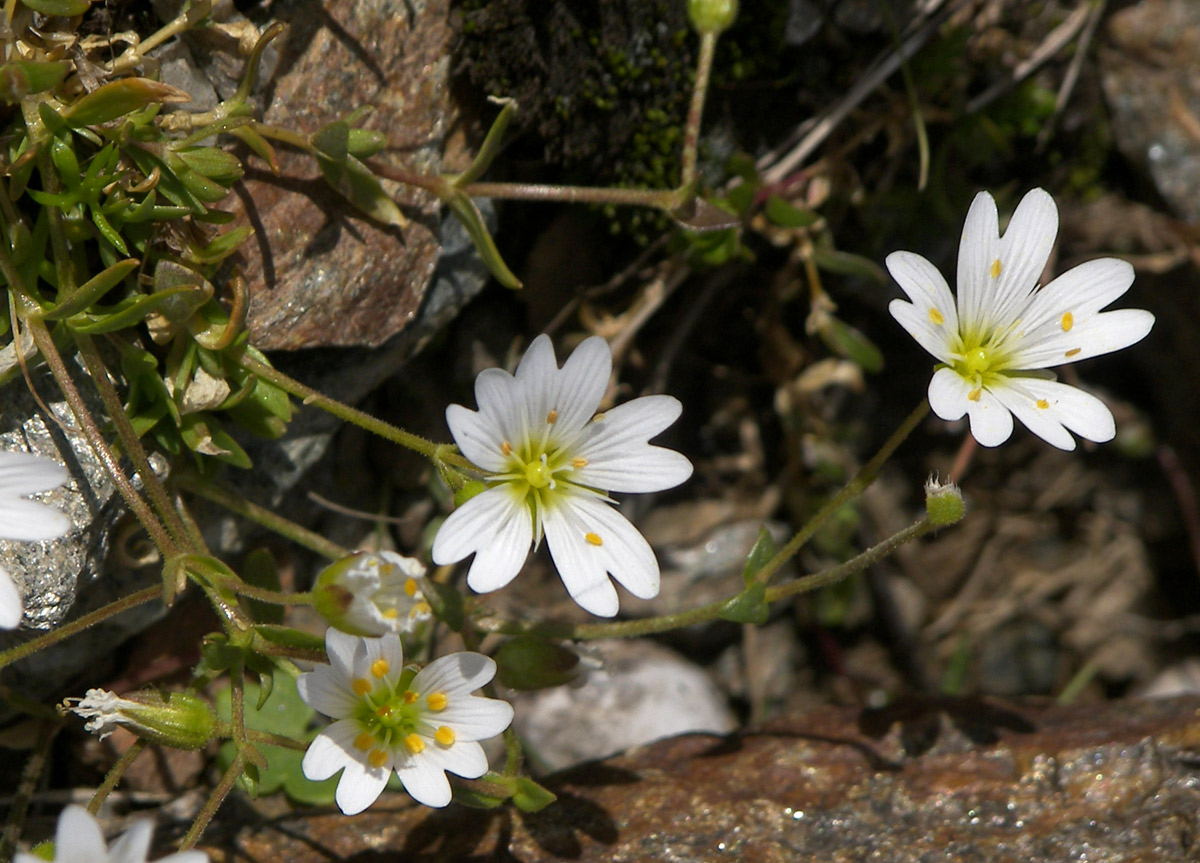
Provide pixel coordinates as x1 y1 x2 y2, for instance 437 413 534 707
313 550 433 637
65 689 215 750
924 477 965 526
688 0 738 35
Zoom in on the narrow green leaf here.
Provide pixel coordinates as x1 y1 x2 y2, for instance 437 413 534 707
0 60 70 103
511 777 557 813
314 152 406 227
810 248 887 284
446 192 521 288
42 258 139 319
19 0 91 14
764 194 819 228
453 97 516 186
63 78 190 127
741 527 776 586
718 582 770 625
817 315 885 373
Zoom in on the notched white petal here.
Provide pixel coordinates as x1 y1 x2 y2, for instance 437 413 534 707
927 367 970 422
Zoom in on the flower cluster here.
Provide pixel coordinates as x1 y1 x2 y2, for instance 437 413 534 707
14 805 206 863
297 628 513 813
432 334 693 617
887 188 1154 450
0 451 72 629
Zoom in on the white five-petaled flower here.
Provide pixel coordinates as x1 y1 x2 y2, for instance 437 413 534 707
887 188 1155 451
431 334 693 617
14 804 207 863
0 451 71 629
313 550 433 637
297 628 514 814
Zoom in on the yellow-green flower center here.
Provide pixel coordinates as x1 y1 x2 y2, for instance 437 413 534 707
524 456 554 489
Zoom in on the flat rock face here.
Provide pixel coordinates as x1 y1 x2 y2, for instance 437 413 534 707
202 696 1200 862
230 0 449 349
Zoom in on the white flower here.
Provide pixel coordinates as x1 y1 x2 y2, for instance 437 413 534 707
0 451 71 629
313 550 433 637
431 334 693 617
887 188 1155 451
297 628 514 814
14 804 206 863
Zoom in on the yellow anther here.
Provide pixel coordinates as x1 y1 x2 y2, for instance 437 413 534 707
404 690 419 704
990 259 1002 278
354 732 375 751
547 409 558 424
572 457 588 468
434 726 456 746
967 388 982 402
382 608 399 619
1060 311 1074 332
928 308 944 325
411 601 431 617
1064 347 1081 358
427 692 448 711
585 532 603 547
1036 399 1049 410
403 733 425 754
592 412 606 423
368 748 389 768
352 678 373 696
404 577 418 597
501 440 512 456
371 659 390 679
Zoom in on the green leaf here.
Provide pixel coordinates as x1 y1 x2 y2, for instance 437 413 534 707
19 0 91 14
445 192 521 288
311 120 406 227
764 194 819 228
41 258 139 319
511 777 557 813
718 582 769 625
741 527 776 586
809 248 887 284
253 625 326 654
65 285 198 333
0 60 70 103
817 315 884 373
174 146 244 184
63 78 190 127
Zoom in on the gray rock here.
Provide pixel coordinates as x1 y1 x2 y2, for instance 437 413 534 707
511 639 736 772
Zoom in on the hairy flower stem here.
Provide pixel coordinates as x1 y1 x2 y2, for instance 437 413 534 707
179 750 244 851
680 30 717 191
239 354 470 470
751 398 931 586
87 739 147 815
176 472 349 560
459 182 678 210
477 517 938 641
0 587 159 671
74 333 197 552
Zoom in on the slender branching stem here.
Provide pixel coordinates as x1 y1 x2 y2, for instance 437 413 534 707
179 751 244 851
680 31 718 190
87 740 147 815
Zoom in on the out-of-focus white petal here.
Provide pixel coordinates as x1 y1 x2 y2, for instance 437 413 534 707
106 819 153 863
0 567 22 629
0 452 68 495
54 805 109 862
0 498 70 542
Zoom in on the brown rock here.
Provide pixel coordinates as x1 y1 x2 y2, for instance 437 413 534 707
201 696 1200 862
230 0 449 349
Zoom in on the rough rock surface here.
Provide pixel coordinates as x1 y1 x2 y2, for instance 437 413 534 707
228 0 451 349
202 696 1200 862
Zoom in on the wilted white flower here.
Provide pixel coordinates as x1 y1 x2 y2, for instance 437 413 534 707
14 804 206 863
65 688 215 750
0 451 71 629
431 334 693 617
297 628 514 814
312 550 432 637
887 188 1154 450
